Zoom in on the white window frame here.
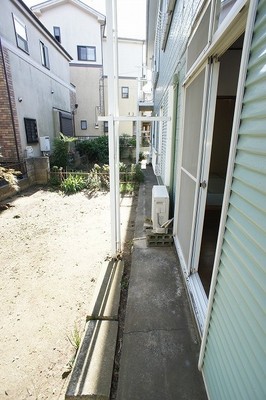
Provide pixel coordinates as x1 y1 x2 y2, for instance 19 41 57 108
13 14 29 53
80 120 87 130
77 45 96 62
121 86 129 99
184 0 248 86
213 0 239 33
40 41 50 69
53 26 61 43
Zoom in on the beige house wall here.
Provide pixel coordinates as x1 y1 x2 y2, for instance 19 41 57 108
71 66 104 136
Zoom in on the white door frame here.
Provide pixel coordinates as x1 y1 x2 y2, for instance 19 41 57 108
174 58 220 333
190 58 220 273
175 61 211 275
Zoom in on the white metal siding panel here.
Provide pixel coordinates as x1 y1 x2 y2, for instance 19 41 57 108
202 1 266 399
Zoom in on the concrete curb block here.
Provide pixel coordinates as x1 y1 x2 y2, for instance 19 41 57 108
87 260 124 321
65 320 118 400
65 259 124 399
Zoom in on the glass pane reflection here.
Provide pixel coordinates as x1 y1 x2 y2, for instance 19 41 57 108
214 0 238 31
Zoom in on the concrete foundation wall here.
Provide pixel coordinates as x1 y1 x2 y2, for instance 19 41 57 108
25 157 50 184
0 157 50 201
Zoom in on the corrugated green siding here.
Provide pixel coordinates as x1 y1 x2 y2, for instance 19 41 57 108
202 1 266 399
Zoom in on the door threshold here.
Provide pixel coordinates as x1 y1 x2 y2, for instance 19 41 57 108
187 273 208 336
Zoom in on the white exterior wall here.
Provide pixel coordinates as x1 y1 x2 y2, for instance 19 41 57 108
34 3 104 65
71 66 102 135
103 38 144 137
34 3 145 138
104 76 138 137
103 38 144 78
0 0 74 158
33 1 105 137
1 0 71 80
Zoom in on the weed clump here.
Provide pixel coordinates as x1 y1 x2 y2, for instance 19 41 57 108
50 162 144 195
60 174 87 194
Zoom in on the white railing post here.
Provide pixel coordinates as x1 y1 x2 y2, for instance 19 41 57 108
106 0 121 257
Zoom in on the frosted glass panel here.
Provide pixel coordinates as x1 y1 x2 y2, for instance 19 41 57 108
177 171 196 266
182 69 205 177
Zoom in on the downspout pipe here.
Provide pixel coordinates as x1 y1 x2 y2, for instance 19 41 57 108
198 0 259 370
0 38 20 162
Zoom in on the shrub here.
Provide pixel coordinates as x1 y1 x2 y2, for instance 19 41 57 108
0 149 19 190
119 134 136 148
76 136 109 164
50 133 76 169
60 174 86 194
132 163 144 183
120 182 136 193
0 165 19 190
49 166 62 187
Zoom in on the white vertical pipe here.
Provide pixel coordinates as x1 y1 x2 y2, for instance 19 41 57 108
136 114 140 163
136 78 141 163
106 0 121 256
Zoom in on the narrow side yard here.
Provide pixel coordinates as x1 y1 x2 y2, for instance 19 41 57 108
0 186 137 399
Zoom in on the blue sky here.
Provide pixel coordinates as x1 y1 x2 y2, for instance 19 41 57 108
23 0 146 40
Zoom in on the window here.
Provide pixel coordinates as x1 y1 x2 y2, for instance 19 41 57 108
59 112 73 137
40 41 50 69
187 3 211 71
13 15 29 53
214 0 238 32
104 121 108 133
122 87 129 99
81 120 87 130
53 26 61 43
24 118 38 143
77 46 96 61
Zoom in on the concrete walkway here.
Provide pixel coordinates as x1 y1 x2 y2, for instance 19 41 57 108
116 165 207 400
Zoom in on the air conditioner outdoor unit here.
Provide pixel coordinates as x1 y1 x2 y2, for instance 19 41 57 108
151 185 169 233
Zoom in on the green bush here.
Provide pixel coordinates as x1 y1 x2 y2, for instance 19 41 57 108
132 163 144 183
60 174 86 194
120 182 136 193
51 138 68 169
51 133 76 169
76 136 109 164
119 134 136 148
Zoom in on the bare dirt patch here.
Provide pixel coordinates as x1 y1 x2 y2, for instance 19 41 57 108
0 186 137 400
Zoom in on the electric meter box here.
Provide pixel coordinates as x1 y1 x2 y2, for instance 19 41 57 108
151 185 169 233
39 136 50 152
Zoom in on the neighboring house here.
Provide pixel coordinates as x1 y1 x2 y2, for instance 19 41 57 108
32 0 105 137
32 0 145 138
102 36 145 137
0 0 75 169
147 0 265 399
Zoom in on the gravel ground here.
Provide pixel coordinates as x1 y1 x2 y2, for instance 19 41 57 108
0 186 137 400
